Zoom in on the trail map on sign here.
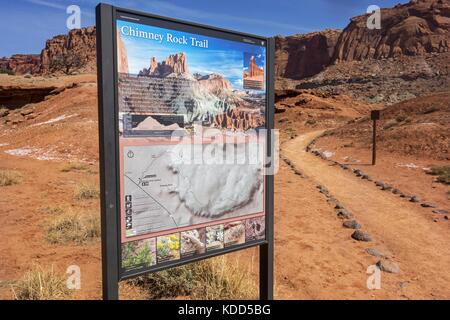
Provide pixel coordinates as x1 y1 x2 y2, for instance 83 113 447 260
123 143 264 238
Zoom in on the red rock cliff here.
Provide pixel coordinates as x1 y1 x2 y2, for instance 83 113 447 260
40 27 97 74
334 0 449 61
275 29 342 79
0 54 41 75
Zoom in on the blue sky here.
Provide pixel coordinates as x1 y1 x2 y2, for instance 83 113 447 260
118 19 265 89
0 0 408 57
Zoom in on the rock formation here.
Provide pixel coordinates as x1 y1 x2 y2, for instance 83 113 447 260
275 29 342 79
39 27 96 74
276 0 449 80
333 0 449 61
198 73 232 95
139 53 188 76
0 54 41 75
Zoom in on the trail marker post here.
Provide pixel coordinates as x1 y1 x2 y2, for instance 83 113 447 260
371 110 380 165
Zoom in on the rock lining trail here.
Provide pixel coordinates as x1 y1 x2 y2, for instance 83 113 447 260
278 130 450 299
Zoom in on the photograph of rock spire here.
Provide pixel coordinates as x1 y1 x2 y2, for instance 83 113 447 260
243 52 265 90
116 19 266 136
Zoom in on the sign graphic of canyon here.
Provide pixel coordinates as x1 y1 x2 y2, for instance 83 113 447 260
116 20 267 137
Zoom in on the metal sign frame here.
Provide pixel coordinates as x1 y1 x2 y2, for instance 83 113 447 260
96 3 274 300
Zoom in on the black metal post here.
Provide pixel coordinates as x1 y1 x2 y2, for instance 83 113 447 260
260 37 275 300
96 3 120 300
372 119 377 165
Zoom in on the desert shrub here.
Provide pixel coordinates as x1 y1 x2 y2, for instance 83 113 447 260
129 256 257 300
0 67 14 75
61 162 90 173
429 165 450 185
0 170 22 186
46 212 100 244
74 183 99 200
11 265 71 300
122 241 155 269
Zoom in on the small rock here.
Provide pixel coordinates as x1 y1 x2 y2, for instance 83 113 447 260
399 282 409 289
361 174 370 180
409 196 420 203
392 188 401 195
377 260 400 273
366 248 385 257
432 209 448 215
341 164 349 170
353 169 362 177
351 230 372 242
381 183 392 191
444 216 449 220
337 209 353 219
375 181 384 187
334 203 344 209
343 220 361 229
421 202 436 208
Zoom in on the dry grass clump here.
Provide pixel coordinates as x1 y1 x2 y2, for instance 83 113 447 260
429 165 450 185
61 162 89 172
74 183 100 200
0 170 22 186
46 211 100 244
11 265 71 300
129 256 257 300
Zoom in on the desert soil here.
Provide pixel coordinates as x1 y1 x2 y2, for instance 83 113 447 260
277 131 450 299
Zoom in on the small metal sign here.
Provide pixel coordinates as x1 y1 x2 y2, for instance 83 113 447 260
371 110 380 120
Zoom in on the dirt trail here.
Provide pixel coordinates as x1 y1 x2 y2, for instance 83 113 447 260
279 130 450 299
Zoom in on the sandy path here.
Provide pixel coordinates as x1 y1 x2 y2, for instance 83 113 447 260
279 130 450 299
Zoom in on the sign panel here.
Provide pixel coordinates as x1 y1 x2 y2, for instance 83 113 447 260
97 4 273 285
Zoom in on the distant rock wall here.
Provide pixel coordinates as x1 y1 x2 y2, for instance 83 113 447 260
0 54 41 75
274 29 342 79
275 0 449 80
333 0 449 61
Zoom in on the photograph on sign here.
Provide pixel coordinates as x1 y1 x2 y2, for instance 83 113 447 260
115 13 268 275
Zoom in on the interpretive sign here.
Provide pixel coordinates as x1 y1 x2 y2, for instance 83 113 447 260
96 3 274 300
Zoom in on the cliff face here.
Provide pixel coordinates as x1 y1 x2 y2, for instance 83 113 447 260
274 29 342 79
334 0 450 61
0 54 41 75
40 27 97 74
276 0 449 80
